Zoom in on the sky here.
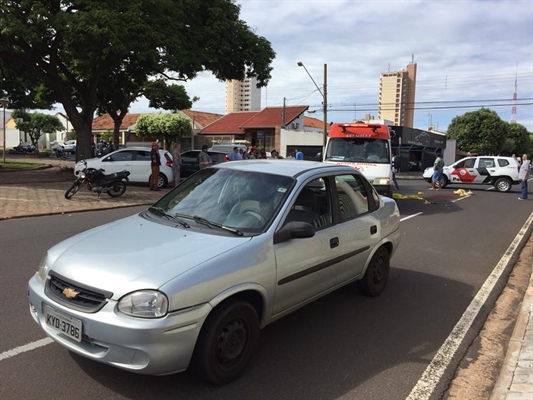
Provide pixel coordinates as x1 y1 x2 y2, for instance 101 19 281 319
67 0 533 132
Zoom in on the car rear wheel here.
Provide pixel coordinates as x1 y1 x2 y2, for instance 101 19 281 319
157 173 168 188
437 175 448 189
494 177 512 192
191 299 259 385
358 247 390 296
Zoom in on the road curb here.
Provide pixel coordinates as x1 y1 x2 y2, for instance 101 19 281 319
490 269 533 400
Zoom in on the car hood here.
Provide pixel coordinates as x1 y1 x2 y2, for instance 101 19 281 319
47 215 251 299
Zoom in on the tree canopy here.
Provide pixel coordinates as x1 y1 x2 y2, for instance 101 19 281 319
0 0 275 160
446 108 532 155
12 110 64 147
135 113 192 146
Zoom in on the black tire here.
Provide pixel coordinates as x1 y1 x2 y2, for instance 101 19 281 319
106 181 127 198
65 182 82 199
358 247 390 296
157 173 168 188
436 175 448 189
191 300 259 385
494 177 512 192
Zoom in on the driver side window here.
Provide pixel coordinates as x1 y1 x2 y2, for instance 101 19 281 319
106 150 133 162
335 174 369 222
284 178 333 230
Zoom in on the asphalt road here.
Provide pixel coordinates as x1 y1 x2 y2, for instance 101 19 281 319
0 180 531 400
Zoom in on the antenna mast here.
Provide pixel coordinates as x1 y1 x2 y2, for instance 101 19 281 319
511 62 517 123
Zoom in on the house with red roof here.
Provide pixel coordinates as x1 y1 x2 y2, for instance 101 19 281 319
199 105 325 158
90 110 223 149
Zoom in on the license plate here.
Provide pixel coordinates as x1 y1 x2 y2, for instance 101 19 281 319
45 305 82 342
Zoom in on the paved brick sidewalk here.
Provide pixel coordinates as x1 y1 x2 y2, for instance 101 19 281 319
0 159 169 219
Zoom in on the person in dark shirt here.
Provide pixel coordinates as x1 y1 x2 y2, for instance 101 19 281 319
150 142 161 191
392 150 401 191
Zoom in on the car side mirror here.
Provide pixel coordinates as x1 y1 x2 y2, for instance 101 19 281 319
274 221 315 244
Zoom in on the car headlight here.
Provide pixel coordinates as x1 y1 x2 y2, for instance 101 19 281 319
373 177 391 185
118 290 169 318
37 256 49 281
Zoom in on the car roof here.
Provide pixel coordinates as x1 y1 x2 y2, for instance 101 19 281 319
211 159 362 178
182 150 227 154
117 147 168 152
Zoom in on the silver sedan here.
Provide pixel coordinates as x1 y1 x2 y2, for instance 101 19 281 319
28 160 400 384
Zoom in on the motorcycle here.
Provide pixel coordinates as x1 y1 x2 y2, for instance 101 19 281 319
54 146 68 160
10 142 36 154
65 160 130 200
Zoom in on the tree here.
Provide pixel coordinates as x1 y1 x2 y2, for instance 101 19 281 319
0 0 275 160
12 110 63 147
135 114 192 147
507 122 531 156
447 108 509 155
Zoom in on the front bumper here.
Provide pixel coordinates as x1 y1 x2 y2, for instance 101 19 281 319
28 275 211 375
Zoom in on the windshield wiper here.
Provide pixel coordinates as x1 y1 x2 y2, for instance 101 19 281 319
149 207 190 228
175 213 243 236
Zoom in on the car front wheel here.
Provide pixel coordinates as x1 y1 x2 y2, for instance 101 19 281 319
358 247 390 296
191 300 259 385
494 177 512 192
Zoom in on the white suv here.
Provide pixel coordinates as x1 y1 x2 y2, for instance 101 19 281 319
423 156 520 192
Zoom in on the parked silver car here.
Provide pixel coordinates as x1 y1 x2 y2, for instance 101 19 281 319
28 160 401 384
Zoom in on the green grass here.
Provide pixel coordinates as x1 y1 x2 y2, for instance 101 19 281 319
0 161 46 169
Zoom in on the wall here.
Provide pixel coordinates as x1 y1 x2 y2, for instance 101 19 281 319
279 128 323 158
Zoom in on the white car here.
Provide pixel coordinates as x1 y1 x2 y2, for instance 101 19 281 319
28 160 400 384
423 155 520 192
74 147 174 188
52 140 77 153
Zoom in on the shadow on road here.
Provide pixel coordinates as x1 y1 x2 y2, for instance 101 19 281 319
63 268 473 400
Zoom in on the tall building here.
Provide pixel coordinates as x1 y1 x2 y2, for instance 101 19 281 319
225 77 261 113
378 62 417 127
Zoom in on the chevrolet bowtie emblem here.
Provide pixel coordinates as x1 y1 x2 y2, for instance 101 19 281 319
62 287 79 299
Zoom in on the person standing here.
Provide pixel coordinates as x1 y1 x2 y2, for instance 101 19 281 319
295 148 304 160
518 154 530 200
150 142 161 191
391 150 400 191
230 147 242 161
198 145 212 169
430 152 444 190
171 142 182 186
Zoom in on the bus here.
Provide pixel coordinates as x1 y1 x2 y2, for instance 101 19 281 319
323 121 394 197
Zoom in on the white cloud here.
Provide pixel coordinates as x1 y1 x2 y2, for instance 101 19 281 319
106 0 533 132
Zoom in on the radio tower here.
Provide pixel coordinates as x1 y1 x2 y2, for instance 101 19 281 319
511 62 517 123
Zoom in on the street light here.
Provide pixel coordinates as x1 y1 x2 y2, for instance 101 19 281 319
297 61 328 149
0 98 8 165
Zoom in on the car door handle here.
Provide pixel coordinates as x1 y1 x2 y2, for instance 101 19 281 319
370 225 377 235
330 237 339 248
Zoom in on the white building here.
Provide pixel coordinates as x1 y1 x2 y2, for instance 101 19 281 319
225 77 261 113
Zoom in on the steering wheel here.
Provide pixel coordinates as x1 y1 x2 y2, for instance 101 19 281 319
242 209 266 225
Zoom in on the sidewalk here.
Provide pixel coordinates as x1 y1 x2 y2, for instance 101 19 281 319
0 158 531 399
0 157 169 220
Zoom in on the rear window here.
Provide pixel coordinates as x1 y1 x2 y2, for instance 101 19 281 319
209 153 226 163
497 159 512 167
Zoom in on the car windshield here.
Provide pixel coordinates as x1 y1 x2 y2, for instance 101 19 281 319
325 138 390 163
151 168 294 234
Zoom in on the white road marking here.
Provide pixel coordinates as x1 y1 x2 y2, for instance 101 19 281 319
401 212 423 222
452 195 471 202
0 338 54 361
406 210 533 400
